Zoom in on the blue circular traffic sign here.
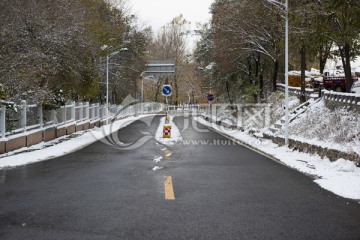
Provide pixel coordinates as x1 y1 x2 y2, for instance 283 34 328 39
162 85 172 96
207 93 214 101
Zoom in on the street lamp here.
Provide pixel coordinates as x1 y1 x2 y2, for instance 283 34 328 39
134 72 146 117
140 74 153 115
140 73 145 116
106 48 128 125
284 0 289 146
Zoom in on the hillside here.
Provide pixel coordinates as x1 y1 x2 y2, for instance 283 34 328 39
289 98 360 156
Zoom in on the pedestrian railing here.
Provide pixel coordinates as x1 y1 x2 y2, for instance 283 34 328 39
166 104 209 115
275 83 360 110
0 101 165 140
323 90 360 111
276 84 316 99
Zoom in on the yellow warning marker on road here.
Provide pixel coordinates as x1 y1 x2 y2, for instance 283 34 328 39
164 176 175 200
163 125 171 138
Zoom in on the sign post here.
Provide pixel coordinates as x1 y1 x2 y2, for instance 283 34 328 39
162 85 172 138
207 93 214 117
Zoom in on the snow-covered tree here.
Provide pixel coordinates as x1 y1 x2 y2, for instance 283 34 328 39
0 0 147 105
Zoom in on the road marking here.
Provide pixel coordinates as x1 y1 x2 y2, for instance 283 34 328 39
164 176 175 200
163 148 172 159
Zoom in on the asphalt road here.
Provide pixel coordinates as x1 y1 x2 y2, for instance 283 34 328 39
0 115 359 239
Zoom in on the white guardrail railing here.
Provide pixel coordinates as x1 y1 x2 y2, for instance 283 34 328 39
276 83 316 96
323 90 360 110
0 101 167 139
276 83 360 111
166 104 205 112
0 101 208 140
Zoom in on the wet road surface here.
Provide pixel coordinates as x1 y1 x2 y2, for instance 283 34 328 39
0 115 360 239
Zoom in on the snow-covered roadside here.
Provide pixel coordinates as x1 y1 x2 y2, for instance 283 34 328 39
288 99 360 156
0 116 142 169
151 115 182 171
0 114 183 170
155 115 182 146
194 116 360 201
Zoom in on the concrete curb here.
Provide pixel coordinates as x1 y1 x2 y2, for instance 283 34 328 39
197 116 359 168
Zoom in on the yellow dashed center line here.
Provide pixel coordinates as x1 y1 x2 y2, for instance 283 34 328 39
164 176 175 200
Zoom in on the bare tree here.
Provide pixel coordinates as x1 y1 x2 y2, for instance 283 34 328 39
146 15 190 104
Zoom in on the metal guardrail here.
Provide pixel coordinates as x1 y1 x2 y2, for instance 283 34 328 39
323 90 360 111
0 101 165 139
276 84 316 98
166 104 209 116
276 83 360 111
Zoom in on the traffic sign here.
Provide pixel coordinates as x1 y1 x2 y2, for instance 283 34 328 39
207 93 214 102
162 85 172 96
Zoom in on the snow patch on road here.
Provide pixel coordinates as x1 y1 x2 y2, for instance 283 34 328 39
155 115 182 146
152 166 163 171
153 156 163 163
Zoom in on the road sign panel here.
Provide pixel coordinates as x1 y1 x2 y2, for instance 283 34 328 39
162 85 172 96
207 93 214 102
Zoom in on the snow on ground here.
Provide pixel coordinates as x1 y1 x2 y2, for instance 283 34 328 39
0 113 182 170
290 99 360 156
152 166 163 171
1 108 359 201
194 116 360 201
153 156 163 163
0 116 142 169
155 115 182 146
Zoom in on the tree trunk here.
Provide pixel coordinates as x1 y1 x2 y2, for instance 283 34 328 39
344 43 353 93
254 53 260 103
226 78 232 104
259 69 264 102
319 44 331 74
112 87 117 104
174 75 179 105
300 44 306 103
272 59 279 92
154 78 162 102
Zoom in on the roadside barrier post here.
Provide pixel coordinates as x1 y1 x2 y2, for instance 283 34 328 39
51 110 56 125
79 102 83 121
38 105 43 128
71 101 75 122
62 105 67 123
0 105 5 139
20 100 27 132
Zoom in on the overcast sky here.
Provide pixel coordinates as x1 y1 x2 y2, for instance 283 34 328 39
128 0 214 48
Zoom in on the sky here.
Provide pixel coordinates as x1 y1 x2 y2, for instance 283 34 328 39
128 0 214 48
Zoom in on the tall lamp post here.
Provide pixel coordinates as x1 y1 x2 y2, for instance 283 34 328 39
106 48 128 125
140 72 148 115
134 72 146 117
284 0 289 146
133 71 141 117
